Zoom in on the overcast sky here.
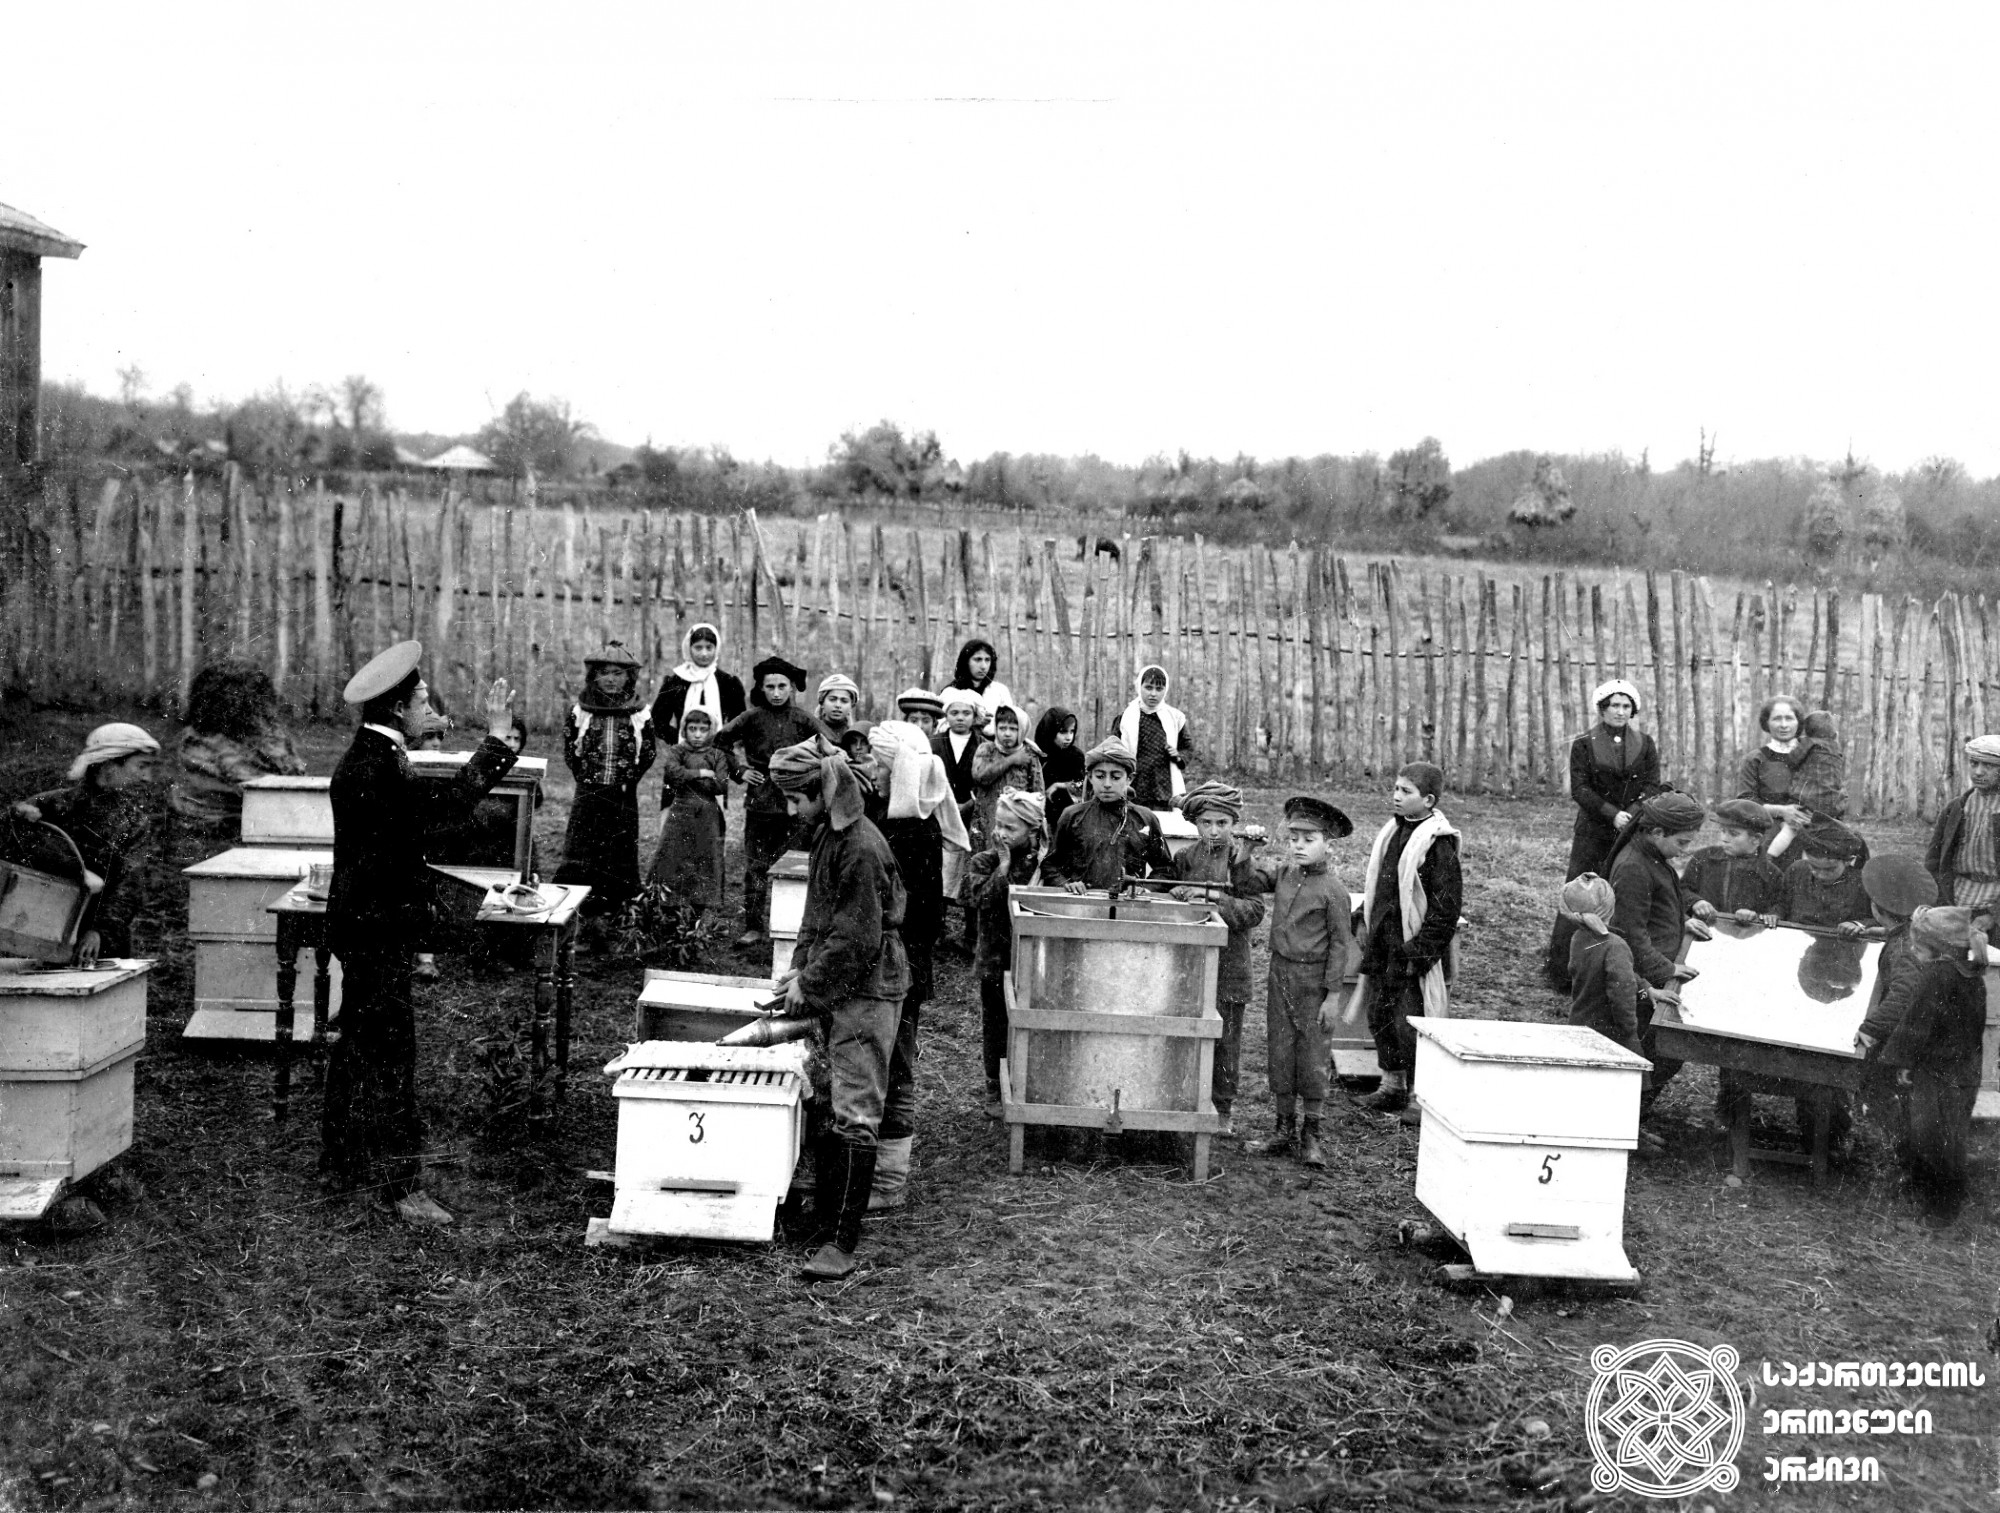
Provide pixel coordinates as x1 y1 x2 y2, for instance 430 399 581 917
10 4 1997 473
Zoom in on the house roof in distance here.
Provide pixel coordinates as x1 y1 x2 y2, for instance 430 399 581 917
425 444 498 472
0 202 84 259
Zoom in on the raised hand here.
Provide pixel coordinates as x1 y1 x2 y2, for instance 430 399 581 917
486 678 515 742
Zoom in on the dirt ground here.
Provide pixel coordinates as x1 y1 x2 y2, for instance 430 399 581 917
1 702 1995 1512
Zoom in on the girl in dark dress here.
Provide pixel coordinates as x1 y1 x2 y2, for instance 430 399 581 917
648 706 731 919
1036 706 1086 833
555 642 656 933
1547 678 1663 989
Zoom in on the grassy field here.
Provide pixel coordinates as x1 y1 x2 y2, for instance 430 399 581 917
1 702 1995 1511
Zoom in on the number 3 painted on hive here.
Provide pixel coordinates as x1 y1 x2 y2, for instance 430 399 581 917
688 1111 706 1144
1538 1153 1559 1184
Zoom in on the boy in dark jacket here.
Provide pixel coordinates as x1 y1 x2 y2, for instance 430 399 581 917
1040 737 1174 892
1168 782 1266 1138
1683 799 1783 925
967 789 1046 1117
717 655 821 947
769 739 910 1281
1779 823 1872 931
1606 792 1706 1113
1858 904 1989 1222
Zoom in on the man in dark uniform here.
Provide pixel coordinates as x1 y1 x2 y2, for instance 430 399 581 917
323 641 520 1225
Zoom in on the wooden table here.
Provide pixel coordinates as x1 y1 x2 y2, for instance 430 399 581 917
1658 921 1875 1185
267 878 588 1126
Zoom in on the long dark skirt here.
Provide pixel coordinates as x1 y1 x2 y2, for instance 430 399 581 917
555 783 643 917
649 794 725 909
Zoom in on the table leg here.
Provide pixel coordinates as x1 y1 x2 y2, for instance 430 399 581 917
1810 1091 1833 1186
1729 1101 1752 1180
1192 1132 1211 1183
311 942 333 1087
555 918 578 1103
530 929 555 1127
273 916 298 1124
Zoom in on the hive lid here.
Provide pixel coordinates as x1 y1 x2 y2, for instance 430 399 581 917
183 847 328 879
241 776 331 792
1413 1018 1652 1071
637 978 779 1012
408 751 547 784
604 1040 810 1076
767 851 810 881
0 959 153 995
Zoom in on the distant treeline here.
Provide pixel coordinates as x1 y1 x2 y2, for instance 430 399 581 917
34 384 2000 598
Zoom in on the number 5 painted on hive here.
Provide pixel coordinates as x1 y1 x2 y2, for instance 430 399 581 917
1538 1153 1559 1184
688 1110 706 1144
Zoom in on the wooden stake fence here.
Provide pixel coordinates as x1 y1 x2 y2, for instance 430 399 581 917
3 473 1995 819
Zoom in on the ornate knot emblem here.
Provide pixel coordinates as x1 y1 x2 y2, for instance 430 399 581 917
1586 1339 1745 1498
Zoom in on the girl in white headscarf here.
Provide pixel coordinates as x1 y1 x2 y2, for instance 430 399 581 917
648 622 746 749
1116 664 1191 809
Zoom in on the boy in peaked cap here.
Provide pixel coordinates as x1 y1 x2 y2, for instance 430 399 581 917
1242 794 1358 1167
716 654 822 946
1168 782 1266 1138
1682 798 1783 928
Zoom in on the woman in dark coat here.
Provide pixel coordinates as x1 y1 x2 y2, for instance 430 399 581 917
648 622 746 750
1547 678 1663 989
1737 694 1846 849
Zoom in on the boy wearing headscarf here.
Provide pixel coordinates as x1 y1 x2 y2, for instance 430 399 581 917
1858 905 1989 1223
1353 763 1463 1119
649 621 746 749
1117 664 1193 810
1242 795 1356 1166
968 788 1048 1117
13 722 166 963
1039 737 1175 893
1682 799 1784 926
1925 734 2000 922
1168 781 1267 1137
864 721 970 1210
1779 822 1872 931
1606 791 1707 1108
768 740 910 1280
554 641 656 933
717 655 821 946
815 672 870 761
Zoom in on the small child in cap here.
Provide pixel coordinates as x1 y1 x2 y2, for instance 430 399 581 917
1169 781 1267 1138
1559 874 1664 1157
894 687 944 738
1683 798 1784 926
1243 794 1357 1167
968 788 1047 1116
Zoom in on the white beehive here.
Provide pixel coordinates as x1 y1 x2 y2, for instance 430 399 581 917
768 850 809 980
0 959 151 1218
1412 1019 1650 1283
182 848 343 1040
239 776 333 847
635 970 777 1042
1977 974 2000 1123
597 1040 811 1243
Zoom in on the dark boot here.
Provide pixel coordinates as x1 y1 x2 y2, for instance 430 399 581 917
804 1134 842 1248
1299 1119 1326 1168
803 1140 877 1281
1252 1114 1297 1156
